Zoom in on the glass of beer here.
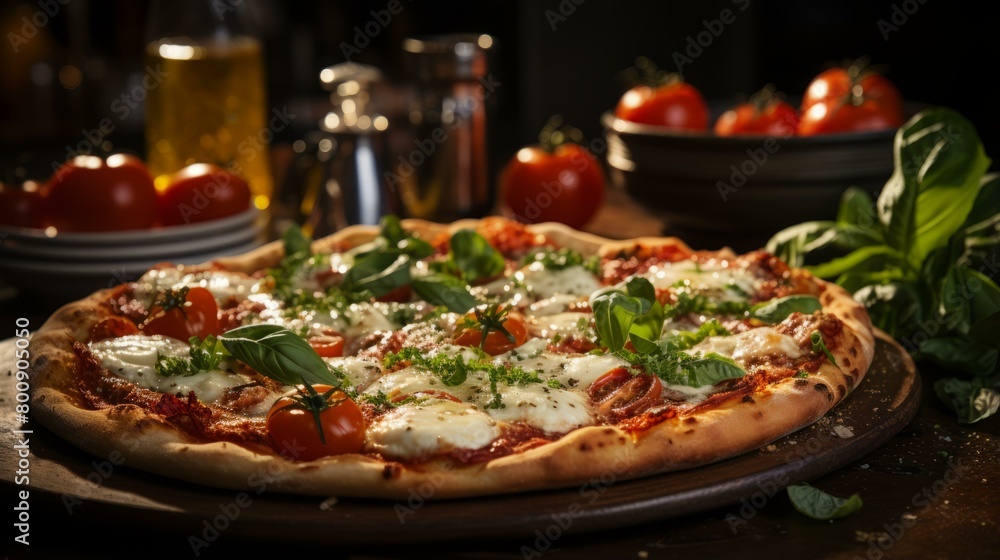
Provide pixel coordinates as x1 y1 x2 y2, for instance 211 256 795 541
144 0 272 210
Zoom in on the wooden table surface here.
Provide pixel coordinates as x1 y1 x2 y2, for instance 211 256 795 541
1 190 998 559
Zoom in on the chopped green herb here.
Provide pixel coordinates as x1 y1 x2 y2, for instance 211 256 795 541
811 330 838 365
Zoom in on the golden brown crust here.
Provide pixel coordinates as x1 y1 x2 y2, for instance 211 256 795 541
29 219 876 499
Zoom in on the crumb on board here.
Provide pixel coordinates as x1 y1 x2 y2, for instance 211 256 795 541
319 496 339 510
833 425 855 439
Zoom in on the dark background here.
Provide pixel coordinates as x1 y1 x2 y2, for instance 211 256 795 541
1 0 997 180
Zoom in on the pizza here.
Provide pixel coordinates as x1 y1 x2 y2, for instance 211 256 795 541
28 216 875 499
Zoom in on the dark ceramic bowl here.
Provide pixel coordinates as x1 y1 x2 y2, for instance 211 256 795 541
602 111 896 251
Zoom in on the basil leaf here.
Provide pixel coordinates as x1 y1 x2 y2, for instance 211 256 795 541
934 377 1000 423
963 173 1000 227
188 335 224 371
283 224 312 258
751 295 822 324
219 324 340 386
624 276 657 303
877 108 991 271
450 229 505 283
411 273 480 313
941 266 1000 335
380 215 407 245
787 484 863 520
592 291 646 352
683 353 745 386
836 187 878 231
805 245 905 279
853 282 925 339
341 252 411 297
766 220 881 268
919 337 999 377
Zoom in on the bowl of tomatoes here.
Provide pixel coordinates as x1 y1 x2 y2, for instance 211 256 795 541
605 60 908 251
0 155 265 299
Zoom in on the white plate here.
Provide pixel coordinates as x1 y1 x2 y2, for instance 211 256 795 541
0 207 260 247
0 224 263 262
0 239 264 301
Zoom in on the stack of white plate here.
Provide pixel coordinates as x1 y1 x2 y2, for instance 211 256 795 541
0 208 266 300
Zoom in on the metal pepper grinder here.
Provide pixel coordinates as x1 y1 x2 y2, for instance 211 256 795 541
393 34 494 221
276 62 396 239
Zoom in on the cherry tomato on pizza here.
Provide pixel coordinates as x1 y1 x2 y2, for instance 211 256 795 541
589 367 662 421
142 286 221 341
266 384 366 461
499 118 606 229
45 154 158 231
0 180 45 229
308 333 346 358
714 86 799 137
453 303 529 356
158 163 251 226
797 61 903 135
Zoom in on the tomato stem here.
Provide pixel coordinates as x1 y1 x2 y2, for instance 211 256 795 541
472 303 515 351
292 382 341 446
538 115 584 152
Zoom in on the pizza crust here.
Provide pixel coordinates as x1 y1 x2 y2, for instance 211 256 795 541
29 220 875 499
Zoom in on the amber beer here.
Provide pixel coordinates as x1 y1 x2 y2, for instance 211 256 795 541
144 37 272 209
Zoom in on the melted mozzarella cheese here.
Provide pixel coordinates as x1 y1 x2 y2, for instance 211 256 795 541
519 264 602 299
88 335 247 403
481 384 593 433
365 400 500 459
135 268 263 304
644 260 756 300
685 327 803 364
526 294 585 317
527 312 592 339
326 356 382 389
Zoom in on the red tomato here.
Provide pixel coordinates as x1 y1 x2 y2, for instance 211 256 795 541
589 367 662 421
614 82 710 131
453 309 530 356
802 67 902 115
0 180 45 228
499 143 606 229
797 65 903 135
797 98 903 136
45 154 157 231
142 286 220 341
158 164 251 226
266 385 366 461
715 90 799 137
309 334 345 358
376 285 412 303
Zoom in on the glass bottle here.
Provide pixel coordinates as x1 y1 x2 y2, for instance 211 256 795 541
144 0 272 210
